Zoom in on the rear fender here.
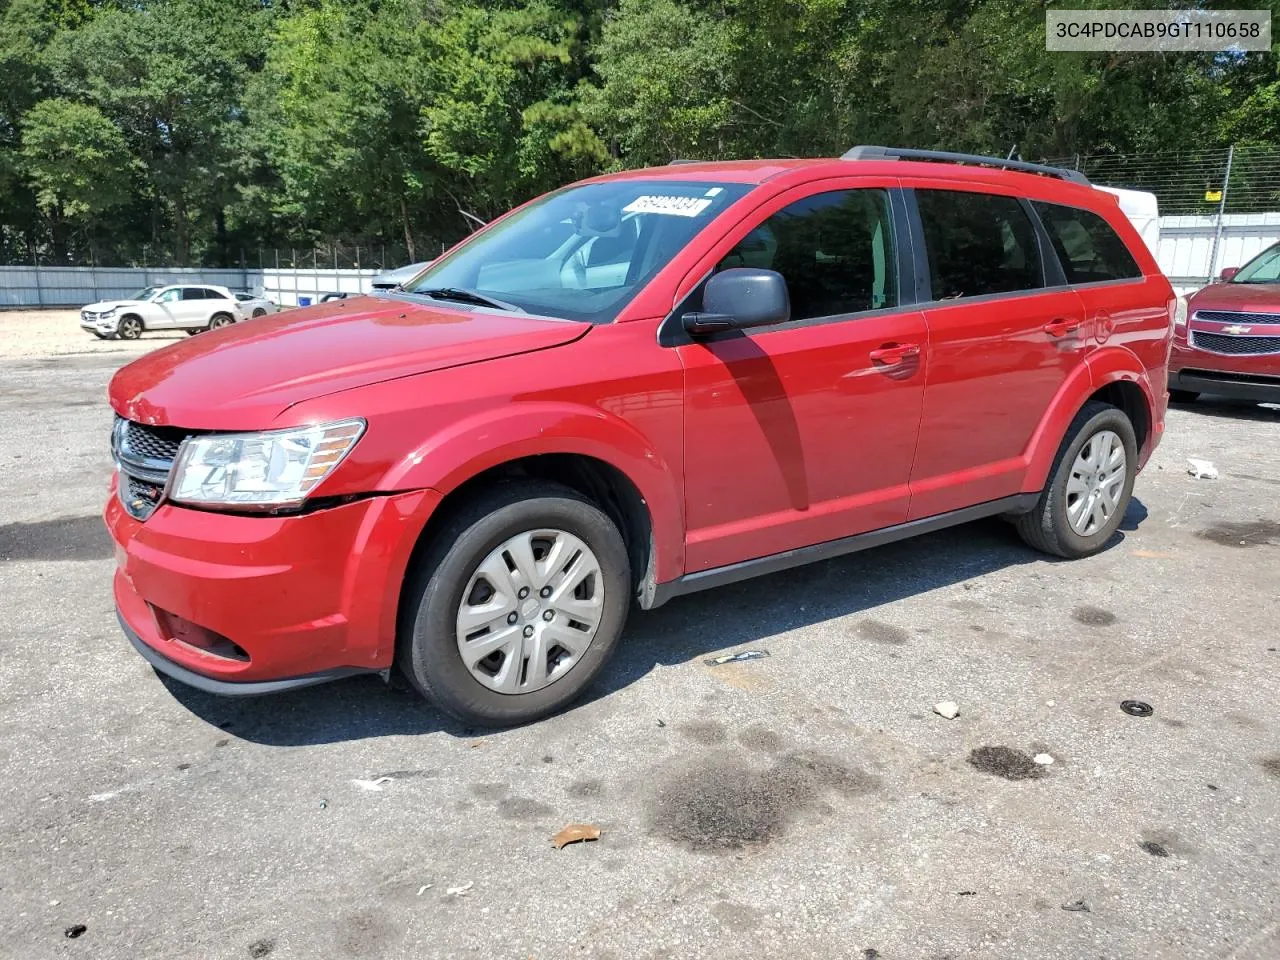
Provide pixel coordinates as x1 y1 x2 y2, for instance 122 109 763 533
382 402 685 583
1022 345 1154 491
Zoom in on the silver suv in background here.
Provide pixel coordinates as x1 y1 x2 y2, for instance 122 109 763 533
80 284 244 340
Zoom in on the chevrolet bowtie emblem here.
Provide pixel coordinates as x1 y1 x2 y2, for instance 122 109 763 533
1221 324 1252 335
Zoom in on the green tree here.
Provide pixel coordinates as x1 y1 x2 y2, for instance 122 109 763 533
21 98 137 256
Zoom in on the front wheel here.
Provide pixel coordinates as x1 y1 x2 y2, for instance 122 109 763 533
117 316 143 340
397 481 630 727
1015 401 1137 559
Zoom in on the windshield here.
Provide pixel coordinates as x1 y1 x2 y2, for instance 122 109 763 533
131 286 162 301
1232 243 1280 284
403 180 750 322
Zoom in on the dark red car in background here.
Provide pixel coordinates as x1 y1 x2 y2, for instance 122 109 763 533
106 147 1173 727
1170 241 1280 404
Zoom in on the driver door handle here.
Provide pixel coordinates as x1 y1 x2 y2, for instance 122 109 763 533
869 342 921 365
1043 317 1080 338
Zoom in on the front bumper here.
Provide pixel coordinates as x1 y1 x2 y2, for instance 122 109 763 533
106 479 441 693
1169 340 1280 402
81 315 119 335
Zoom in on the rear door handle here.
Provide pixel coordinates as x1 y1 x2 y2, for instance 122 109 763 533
869 342 921 364
1043 318 1081 338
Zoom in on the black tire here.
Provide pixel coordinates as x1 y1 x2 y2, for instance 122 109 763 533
252 308 266 318
117 315 143 340
209 312 235 329
1015 401 1137 559
185 328 202 336
397 480 630 727
1169 388 1199 403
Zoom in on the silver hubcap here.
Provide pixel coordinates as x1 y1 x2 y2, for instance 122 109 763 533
1066 429 1127 536
455 529 604 694
212 316 231 327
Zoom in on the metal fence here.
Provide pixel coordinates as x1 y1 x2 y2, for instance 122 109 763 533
0 265 384 308
1045 145 1280 285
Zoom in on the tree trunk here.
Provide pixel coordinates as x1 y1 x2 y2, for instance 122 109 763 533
400 194 416 262
215 208 228 267
173 191 190 265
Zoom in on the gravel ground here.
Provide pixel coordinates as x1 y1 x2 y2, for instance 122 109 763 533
0 344 1278 960
0 310 186 359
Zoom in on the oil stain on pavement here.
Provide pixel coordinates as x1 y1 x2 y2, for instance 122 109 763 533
649 751 879 851
967 746 1045 781
1197 519 1280 548
0 515 112 561
1072 605 1118 626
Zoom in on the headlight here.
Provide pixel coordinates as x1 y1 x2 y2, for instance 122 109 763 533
99 308 116 319
1172 296 1188 335
169 419 365 508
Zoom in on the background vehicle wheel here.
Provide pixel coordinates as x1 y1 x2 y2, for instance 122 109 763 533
117 315 143 340
252 308 266 318
1169 388 1199 403
397 480 630 727
209 313 235 329
185 328 201 336
1015 400 1137 559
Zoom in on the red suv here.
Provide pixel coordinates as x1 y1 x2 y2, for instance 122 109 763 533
106 146 1173 726
1170 241 1280 404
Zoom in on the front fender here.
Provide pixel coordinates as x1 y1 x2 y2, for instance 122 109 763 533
1022 345 1155 491
382 401 685 583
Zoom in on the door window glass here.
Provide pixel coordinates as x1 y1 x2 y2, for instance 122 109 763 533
916 190 1044 299
718 189 897 320
1032 202 1142 283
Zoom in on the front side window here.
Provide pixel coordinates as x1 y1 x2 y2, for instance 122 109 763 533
132 285 161 301
916 189 1043 299
404 180 750 323
1231 242 1280 283
717 189 897 320
1033 202 1142 284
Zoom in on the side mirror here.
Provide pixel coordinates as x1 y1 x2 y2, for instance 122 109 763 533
683 268 790 336
1218 266 1240 282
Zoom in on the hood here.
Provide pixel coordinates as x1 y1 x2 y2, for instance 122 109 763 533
84 299 143 312
1187 281 1280 314
109 295 590 430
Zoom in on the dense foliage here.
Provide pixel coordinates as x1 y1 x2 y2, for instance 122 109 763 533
1 0 1276 265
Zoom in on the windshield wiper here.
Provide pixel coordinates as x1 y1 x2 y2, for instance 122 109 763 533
413 287 524 313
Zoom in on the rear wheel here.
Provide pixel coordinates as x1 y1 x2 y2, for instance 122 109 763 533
1015 401 1137 559
117 315 143 340
1169 388 1199 403
185 328 201 336
209 312 235 329
397 481 630 727
252 308 266 318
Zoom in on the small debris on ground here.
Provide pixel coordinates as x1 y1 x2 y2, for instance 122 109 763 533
552 823 602 850
1033 753 1055 766
1187 458 1219 480
417 885 433 896
247 938 274 958
351 776 394 792
656 719 666 728
1120 700 1154 717
468 741 486 749
705 650 770 666
1061 899 1090 913
933 701 960 720
956 890 977 896
967 746 1045 780
1138 840 1170 857
446 881 474 897
64 924 87 939
318 799 328 809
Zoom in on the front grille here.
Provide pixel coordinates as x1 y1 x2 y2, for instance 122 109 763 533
1191 331 1280 356
1194 310 1280 325
112 418 196 521
123 421 188 462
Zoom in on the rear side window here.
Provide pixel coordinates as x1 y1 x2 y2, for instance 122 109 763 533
203 288 227 300
181 288 204 301
718 188 897 320
915 190 1043 300
1033 202 1142 284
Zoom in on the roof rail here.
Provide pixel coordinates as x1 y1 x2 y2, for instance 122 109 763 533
842 145 1090 185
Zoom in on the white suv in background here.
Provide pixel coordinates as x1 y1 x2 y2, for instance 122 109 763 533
80 284 244 340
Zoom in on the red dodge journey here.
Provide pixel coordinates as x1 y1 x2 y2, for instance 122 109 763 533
106 146 1174 726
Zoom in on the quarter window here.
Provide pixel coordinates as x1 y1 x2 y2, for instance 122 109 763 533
916 190 1043 299
1033 202 1142 284
718 189 897 320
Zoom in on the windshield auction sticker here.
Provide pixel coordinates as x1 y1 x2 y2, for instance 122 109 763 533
623 195 714 217
1047 9 1270 51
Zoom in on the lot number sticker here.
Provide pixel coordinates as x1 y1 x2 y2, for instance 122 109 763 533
623 195 713 217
